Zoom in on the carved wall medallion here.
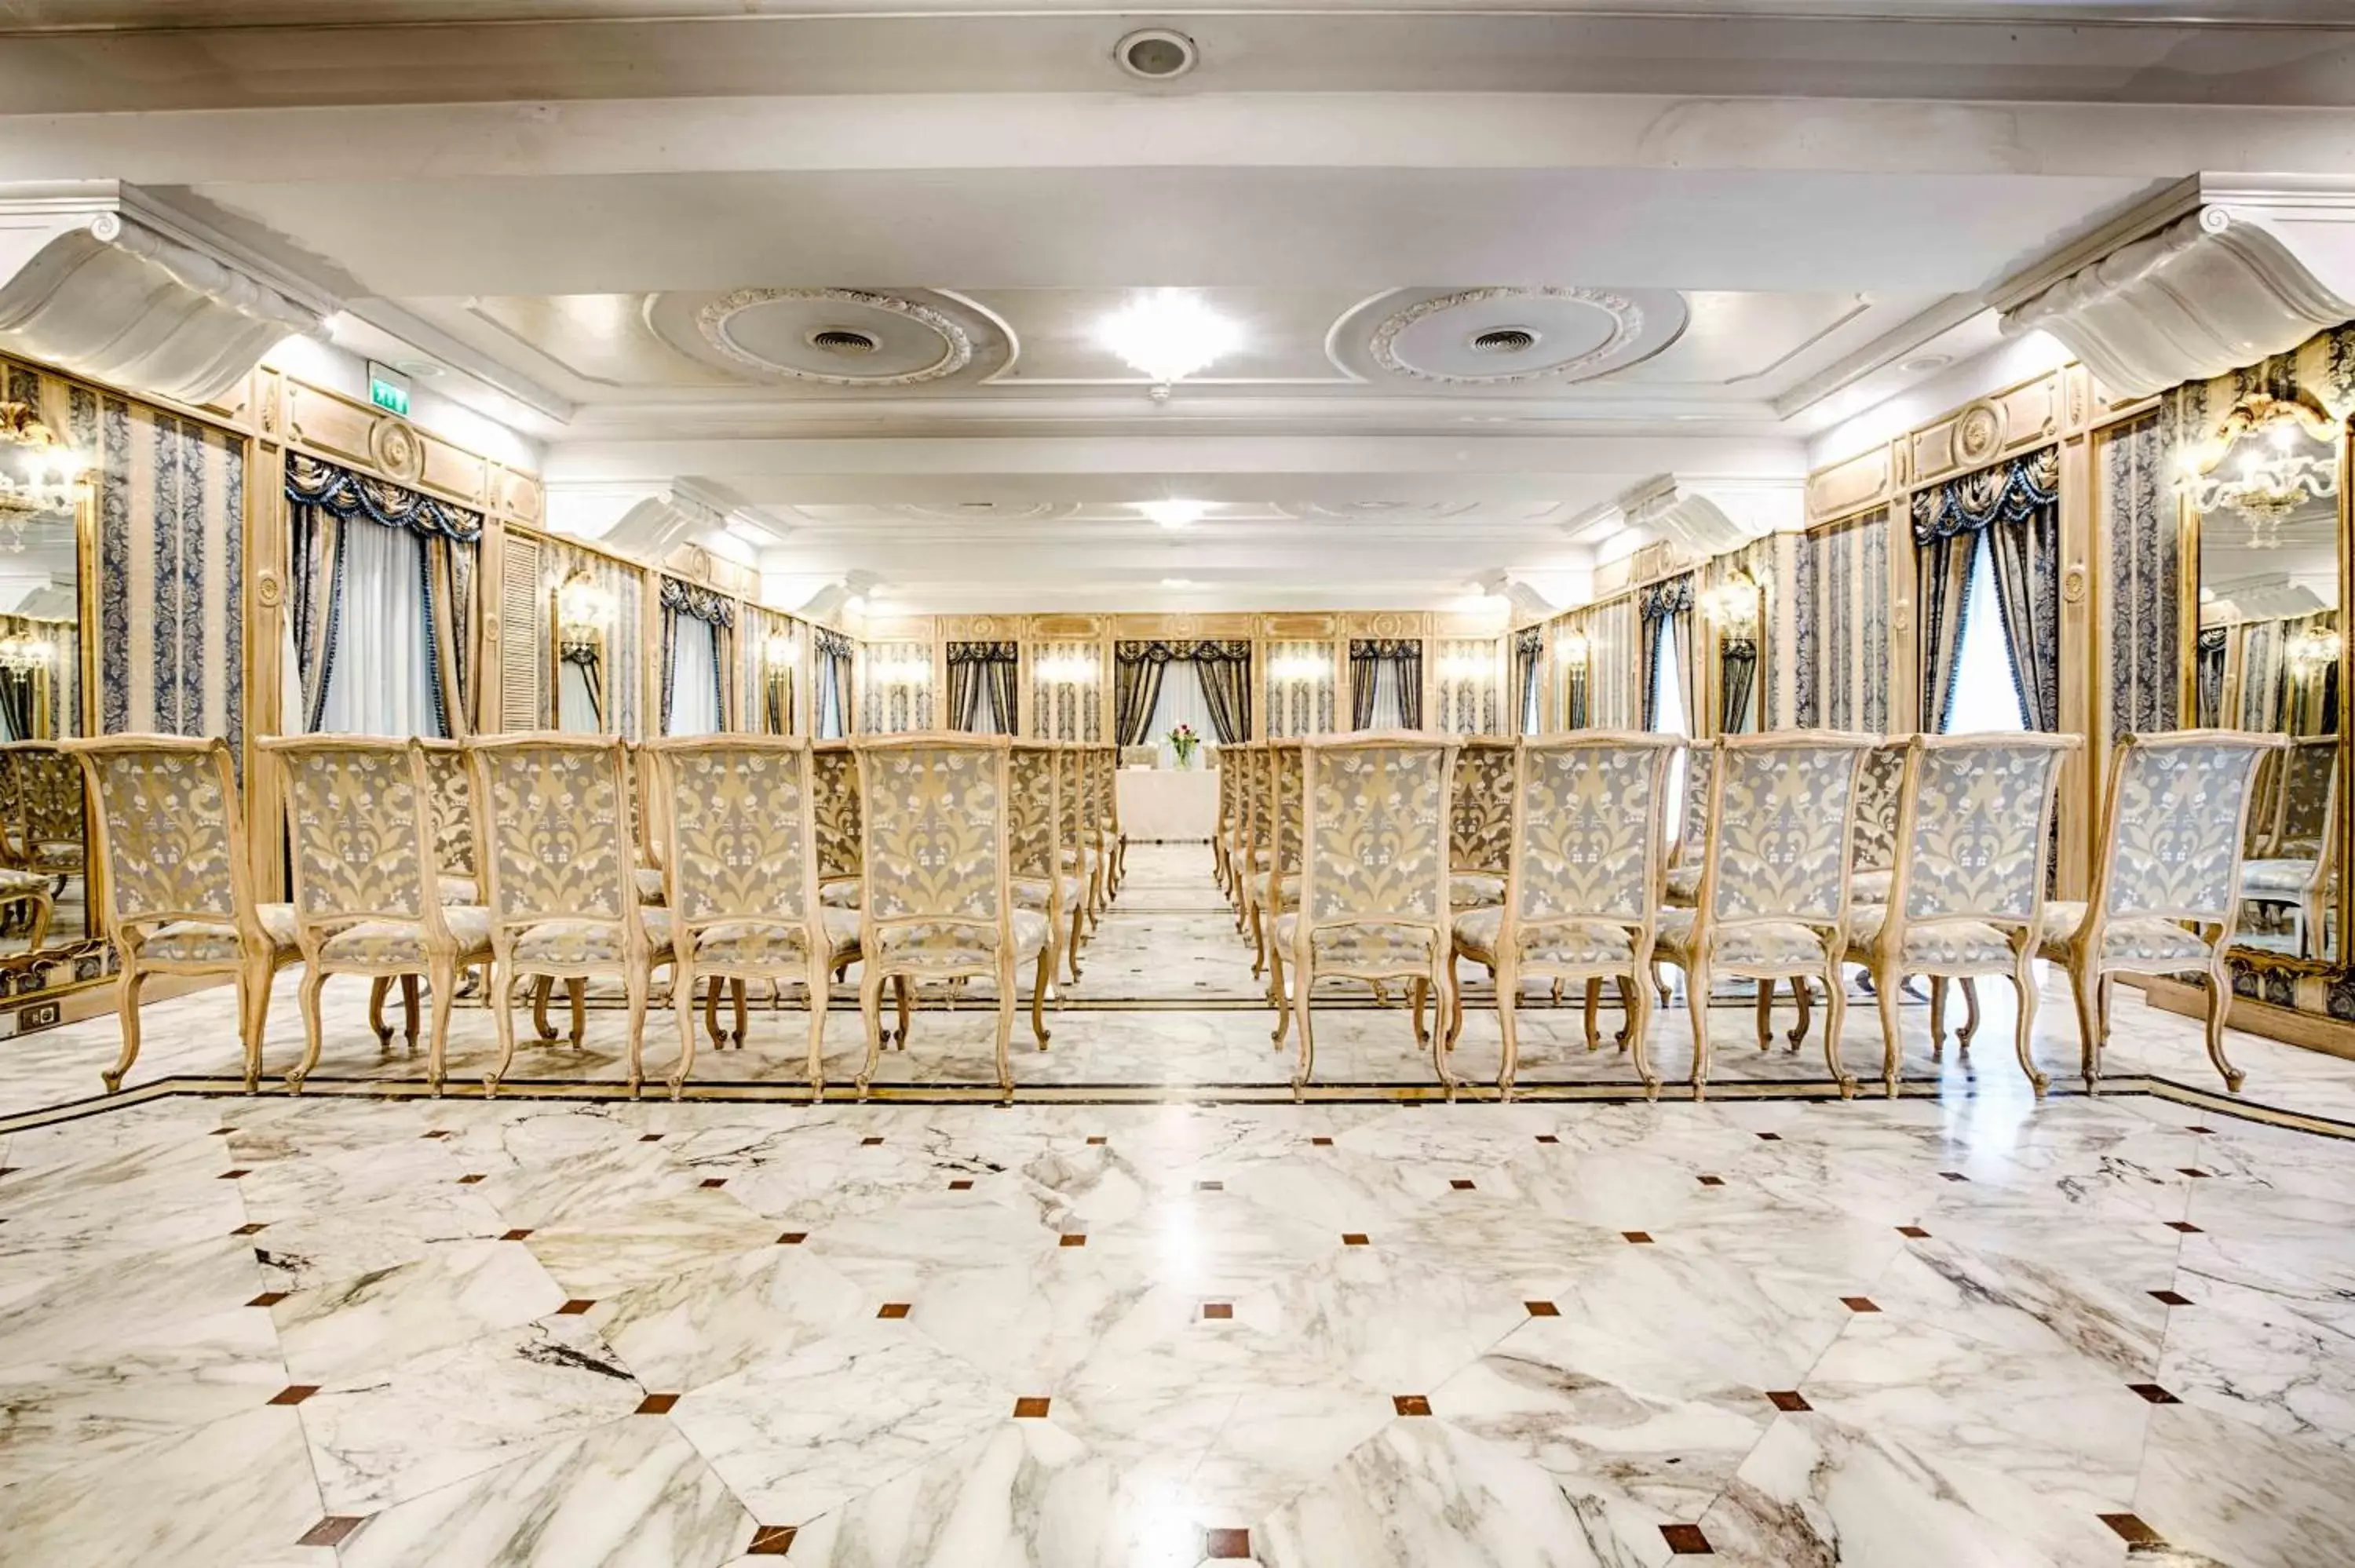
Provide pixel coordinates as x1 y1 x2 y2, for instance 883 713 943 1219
1892 599 1914 634
1955 401 2005 466
2062 563 2090 604
483 612 501 644
366 414 425 483
254 570 283 610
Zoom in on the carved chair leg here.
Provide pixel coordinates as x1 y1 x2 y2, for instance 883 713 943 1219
400 974 421 1051
427 957 458 1097
671 959 699 1101
1625 969 1659 1099
1929 975 1948 1059
1685 959 1712 1100
1822 961 1856 1099
2203 957 2244 1093
568 978 587 1049
103 966 144 1093
855 966 887 1096
1874 964 1903 1099
2011 954 2047 1096
1957 976 1982 1052
369 975 394 1048
289 964 329 1092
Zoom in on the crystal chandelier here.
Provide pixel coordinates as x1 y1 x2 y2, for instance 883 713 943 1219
0 631 50 675
0 401 84 552
2182 392 2340 550
1094 291 1242 402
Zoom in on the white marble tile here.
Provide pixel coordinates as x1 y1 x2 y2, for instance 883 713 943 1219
586 1245 872 1395
2135 1403 2355 1568
272 1237 569 1387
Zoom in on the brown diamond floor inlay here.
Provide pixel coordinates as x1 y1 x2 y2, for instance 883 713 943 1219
860 1136 885 1146
2099 1513 2166 1546
635 1394 679 1415
2185 1125 2217 1135
2151 1289 2194 1306
1897 1225 1930 1238
1393 1395 1433 1417
1450 1179 1477 1191
1767 1390 1812 1412
1535 1134 1560 1144
1526 1301 1560 1317
297 1517 367 1548
555 1300 594 1315
232 1222 267 1236
1342 1233 1371 1246
1938 1171 1969 1182
948 1179 974 1191
699 1178 728 1189
1623 1231 1655 1244
1697 1175 1726 1187
747 1524 798 1555
218 1169 248 1180
1660 1522 1714 1555
1197 1180 1224 1191
247 1292 287 1308
1203 1302 1234 1320
777 1231 808 1245
457 1173 484 1184
639 1132 665 1142
268 1386 319 1406
502 1228 533 1241
878 1303 912 1319
1310 1136 1334 1146
2167 1220 2204 1234
2178 1168 2212 1179
1841 1296 1880 1313
1755 1132 1781 1141
1085 1136 1108 1146
1059 1234 1087 1248
1013 1396 1052 1417
420 1129 447 1140
2130 1383 2181 1404
1203 1527 1251 1560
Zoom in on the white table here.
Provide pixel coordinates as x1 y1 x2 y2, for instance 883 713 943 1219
1117 767 1219 841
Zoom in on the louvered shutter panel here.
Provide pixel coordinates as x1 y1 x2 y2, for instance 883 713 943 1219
499 534 544 731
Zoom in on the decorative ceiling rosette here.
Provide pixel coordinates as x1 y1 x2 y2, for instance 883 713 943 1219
1329 286 1689 388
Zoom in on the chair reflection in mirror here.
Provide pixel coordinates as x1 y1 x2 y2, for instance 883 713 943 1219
2237 732 2339 958
0 742 84 952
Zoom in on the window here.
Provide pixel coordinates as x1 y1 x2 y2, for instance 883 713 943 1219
1943 534 2029 734
1652 625 1691 843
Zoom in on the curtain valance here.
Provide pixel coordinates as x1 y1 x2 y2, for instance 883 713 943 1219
1116 639 1251 664
814 628 856 660
1347 637 1422 659
1513 628 1543 657
1639 576 1693 620
659 576 736 628
285 454 484 543
947 640 1019 664
1910 447 2061 543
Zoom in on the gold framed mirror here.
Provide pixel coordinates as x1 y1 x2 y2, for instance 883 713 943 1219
2185 392 2350 967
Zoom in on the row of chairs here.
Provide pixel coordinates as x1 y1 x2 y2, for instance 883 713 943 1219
0 741 86 950
1217 727 2280 1099
65 734 1130 1099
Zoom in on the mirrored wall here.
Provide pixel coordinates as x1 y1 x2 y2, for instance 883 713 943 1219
2189 396 2348 964
0 394 89 964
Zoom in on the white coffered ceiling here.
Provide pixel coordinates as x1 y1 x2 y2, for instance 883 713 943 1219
5 0 2354 612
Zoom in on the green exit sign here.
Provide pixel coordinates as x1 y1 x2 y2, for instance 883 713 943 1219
367 361 411 418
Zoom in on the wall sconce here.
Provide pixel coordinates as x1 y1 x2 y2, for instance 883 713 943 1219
0 632 51 675
764 632 798 669
1556 630 1590 666
1704 573 1762 635
877 656 929 688
2291 629 2342 670
1269 652 1326 684
1038 651 1098 685
1437 651 1489 683
557 574 612 659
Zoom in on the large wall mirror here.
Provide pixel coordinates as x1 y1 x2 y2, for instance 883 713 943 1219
2188 393 2349 965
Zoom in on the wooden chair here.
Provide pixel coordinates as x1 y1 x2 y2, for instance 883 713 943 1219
65 735 298 1092
470 734 672 1096
1769 737 1907 1051
851 734 1051 1098
367 738 483 1052
1449 733 1681 1098
2239 732 2338 958
1249 741 1302 988
265 736 493 1095
1274 731 1461 1095
2039 728 2284 1092
1448 736 1513 912
1652 731 1879 1099
1849 733 2077 1098
1010 742 1079 1003
648 735 857 1097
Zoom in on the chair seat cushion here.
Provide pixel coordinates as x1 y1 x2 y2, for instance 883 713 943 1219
1453 905 1634 968
2037 900 2211 968
1272 913 1438 972
690 910 860 968
874 911 1050 969
634 867 666 906
319 906 495 966
1846 906 2014 971
1654 907 1830 969
1449 872 1506 910
1664 864 1701 905
2241 857 2321 895
20 842 81 874
511 909 673 968
144 903 299 966
0 866 52 898
1013 874 1086 913
436 873 481 906
820 880 861 910
1849 868 1893 906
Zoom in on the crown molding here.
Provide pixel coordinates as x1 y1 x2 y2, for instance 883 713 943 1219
1994 173 2355 399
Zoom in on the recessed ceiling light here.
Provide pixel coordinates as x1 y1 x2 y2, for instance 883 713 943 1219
1115 27 1198 81
1138 499 1209 530
1900 354 1952 374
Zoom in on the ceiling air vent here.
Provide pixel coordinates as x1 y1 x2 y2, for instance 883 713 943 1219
1470 328 1537 356
1115 28 1198 81
809 328 880 356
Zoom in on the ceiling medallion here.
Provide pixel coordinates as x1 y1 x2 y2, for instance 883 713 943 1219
1369 287 1645 385
694 288 973 386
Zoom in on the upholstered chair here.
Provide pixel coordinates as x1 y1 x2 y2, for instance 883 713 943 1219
1229 742 1266 933
1847 733 2077 1098
2238 733 2338 957
1761 738 1908 1051
2039 728 2284 1092
1448 737 1514 911
469 734 672 1096
1248 741 1303 986
1010 742 1081 992
65 735 299 1093
265 737 495 1096
0 744 63 952
1101 743 1128 893
1660 744 1714 907
1273 732 1461 1095
1652 731 1880 1098
813 739 864 918
4 742 86 883
367 738 484 1053
647 735 856 1097
851 734 1051 1098
1449 734 1681 1098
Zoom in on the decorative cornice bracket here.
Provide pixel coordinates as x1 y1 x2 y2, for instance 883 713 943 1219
1996 176 2355 401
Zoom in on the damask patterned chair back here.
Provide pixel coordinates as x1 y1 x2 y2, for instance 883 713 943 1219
7 745 86 876
2093 730 2283 927
1513 734 1679 931
2243 746 2284 855
1895 735 2076 926
1298 733 1459 939
1851 741 1907 877
73 736 246 931
1673 743 1714 865
855 735 1012 945
272 738 433 930
0 751 20 867
469 735 637 932
419 739 476 890
1702 732 1879 924
1010 744 1060 885
812 741 863 888
1237 742 1266 861
1450 738 1515 877
650 736 818 932
2272 735 2338 859
1268 742 1305 880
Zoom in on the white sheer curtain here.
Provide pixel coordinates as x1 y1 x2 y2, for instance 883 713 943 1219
1652 629 1691 849
558 660 601 733
1943 538 2030 734
669 615 721 735
316 519 442 737
1367 663 1406 729
1143 658 1217 766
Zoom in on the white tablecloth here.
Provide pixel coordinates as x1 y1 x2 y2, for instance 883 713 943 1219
1117 768 1218 841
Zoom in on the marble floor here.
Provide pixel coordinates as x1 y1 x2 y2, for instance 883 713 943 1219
3 847 2354 1565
